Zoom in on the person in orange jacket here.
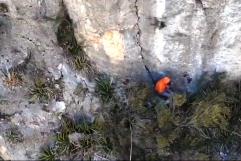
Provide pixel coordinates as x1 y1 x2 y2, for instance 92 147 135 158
144 65 172 99
155 76 171 94
154 73 192 99
154 76 172 99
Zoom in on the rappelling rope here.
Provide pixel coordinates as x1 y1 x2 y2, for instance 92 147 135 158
144 64 155 85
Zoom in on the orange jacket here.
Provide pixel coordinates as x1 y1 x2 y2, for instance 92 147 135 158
155 76 171 94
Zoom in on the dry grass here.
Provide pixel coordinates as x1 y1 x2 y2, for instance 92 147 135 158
4 72 23 88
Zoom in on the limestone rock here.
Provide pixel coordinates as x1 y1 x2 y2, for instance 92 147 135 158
63 0 148 81
64 0 241 83
44 101 66 113
68 132 83 143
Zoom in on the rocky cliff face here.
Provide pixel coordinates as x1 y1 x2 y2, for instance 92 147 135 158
65 0 241 84
0 0 241 160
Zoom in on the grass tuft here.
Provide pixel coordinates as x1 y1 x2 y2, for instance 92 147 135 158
29 78 55 103
75 121 95 135
3 72 23 88
39 146 56 161
55 133 71 155
5 126 24 144
95 75 114 103
60 114 77 134
98 137 113 154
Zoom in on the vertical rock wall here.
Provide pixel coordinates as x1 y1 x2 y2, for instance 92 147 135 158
64 0 241 83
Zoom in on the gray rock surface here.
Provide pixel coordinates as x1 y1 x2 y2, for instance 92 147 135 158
64 0 241 82
0 0 63 159
63 0 148 81
1 0 241 159
0 0 99 159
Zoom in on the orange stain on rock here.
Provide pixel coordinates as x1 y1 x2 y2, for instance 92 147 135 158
101 30 124 64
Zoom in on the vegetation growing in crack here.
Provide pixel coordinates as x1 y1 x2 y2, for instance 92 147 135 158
56 8 95 78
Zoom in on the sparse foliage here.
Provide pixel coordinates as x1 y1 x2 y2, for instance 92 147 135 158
40 72 241 160
40 114 113 160
128 83 152 108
